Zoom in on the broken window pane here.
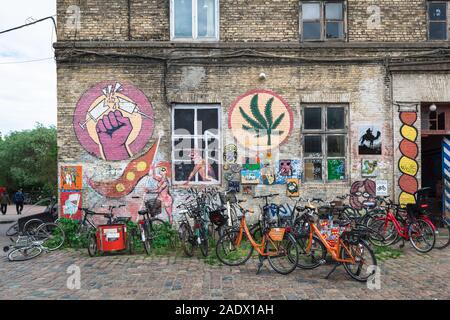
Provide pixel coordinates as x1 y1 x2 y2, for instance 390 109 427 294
304 107 322 129
327 135 345 157
305 135 322 156
327 107 345 129
304 159 323 181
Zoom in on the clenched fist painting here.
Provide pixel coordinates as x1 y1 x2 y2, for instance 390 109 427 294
73 81 154 161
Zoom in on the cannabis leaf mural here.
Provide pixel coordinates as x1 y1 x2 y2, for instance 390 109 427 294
239 94 285 146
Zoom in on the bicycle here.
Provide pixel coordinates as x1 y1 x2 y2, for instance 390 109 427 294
3 221 65 261
215 196 299 275
137 194 165 255
294 200 377 282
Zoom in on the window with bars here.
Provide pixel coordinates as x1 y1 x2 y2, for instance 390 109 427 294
172 105 221 185
300 1 346 41
170 0 219 41
302 105 348 182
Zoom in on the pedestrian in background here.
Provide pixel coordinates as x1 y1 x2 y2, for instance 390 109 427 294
0 192 11 214
13 189 25 215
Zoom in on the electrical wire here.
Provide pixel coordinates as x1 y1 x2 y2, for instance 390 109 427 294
0 57 54 65
0 15 57 36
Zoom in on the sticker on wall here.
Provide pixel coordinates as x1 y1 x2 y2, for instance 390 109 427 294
376 180 388 196
223 144 238 164
361 159 379 177
228 181 240 193
228 89 294 151
241 169 261 185
359 125 382 155
276 159 301 184
60 191 82 220
73 81 154 161
286 178 300 197
60 166 82 190
260 165 276 185
242 185 254 196
224 171 236 182
327 159 345 181
349 179 376 210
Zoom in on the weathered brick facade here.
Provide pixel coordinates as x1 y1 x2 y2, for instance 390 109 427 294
56 0 450 221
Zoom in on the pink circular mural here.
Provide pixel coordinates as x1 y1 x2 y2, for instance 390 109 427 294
73 81 154 161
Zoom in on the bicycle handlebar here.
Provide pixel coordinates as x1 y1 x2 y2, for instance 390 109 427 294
253 193 279 199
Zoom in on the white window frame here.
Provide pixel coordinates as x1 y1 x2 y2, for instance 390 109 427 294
302 104 348 183
170 0 220 41
427 1 449 41
299 0 347 42
171 104 222 185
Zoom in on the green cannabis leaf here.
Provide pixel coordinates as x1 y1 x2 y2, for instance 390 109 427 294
239 94 285 146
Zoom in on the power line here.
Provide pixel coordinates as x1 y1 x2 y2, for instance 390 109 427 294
0 57 54 65
0 16 57 36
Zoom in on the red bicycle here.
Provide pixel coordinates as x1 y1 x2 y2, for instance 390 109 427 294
367 194 435 253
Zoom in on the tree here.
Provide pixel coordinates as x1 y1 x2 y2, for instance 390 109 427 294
0 124 57 198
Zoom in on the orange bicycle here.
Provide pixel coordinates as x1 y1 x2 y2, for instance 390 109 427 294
295 200 377 282
215 196 299 275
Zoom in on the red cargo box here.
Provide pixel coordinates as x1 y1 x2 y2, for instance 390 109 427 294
97 224 127 252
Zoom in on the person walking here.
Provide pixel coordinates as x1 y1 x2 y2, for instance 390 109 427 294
0 192 11 215
13 189 25 215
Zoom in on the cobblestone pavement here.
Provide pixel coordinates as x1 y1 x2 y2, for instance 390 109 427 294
0 243 449 300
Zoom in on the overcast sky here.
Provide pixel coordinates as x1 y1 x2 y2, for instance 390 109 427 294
0 1 56 135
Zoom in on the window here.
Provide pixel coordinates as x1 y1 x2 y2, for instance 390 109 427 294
170 0 219 41
302 105 347 182
172 104 221 185
428 1 448 40
301 1 345 41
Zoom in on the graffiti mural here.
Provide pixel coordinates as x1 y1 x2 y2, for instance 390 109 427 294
359 124 382 155
349 179 376 210
228 89 294 151
60 166 82 190
398 112 419 206
60 191 82 220
145 161 173 224
286 178 300 197
361 159 379 177
73 81 154 161
275 159 301 184
241 169 261 184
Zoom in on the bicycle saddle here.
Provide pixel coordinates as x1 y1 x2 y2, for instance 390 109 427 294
138 209 148 215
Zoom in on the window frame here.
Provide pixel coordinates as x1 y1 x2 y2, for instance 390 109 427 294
302 104 348 183
171 104 222 186
427 1 448 41
299 0 347 42
170 0 220 42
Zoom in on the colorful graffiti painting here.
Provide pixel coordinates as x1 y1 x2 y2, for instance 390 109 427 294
73 81 154 161
60 191 82 220
275 159 301 184
145 161 173 224
359 124 382 155
60 166 82 190
327 159 345 181
223 144 238 164
398 112 419 206
349 179 376 210
361 159 379 177
241 169 261 184
286 178 300 197
228 89 294 151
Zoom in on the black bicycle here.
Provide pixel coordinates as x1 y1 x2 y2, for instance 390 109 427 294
137 194 165 255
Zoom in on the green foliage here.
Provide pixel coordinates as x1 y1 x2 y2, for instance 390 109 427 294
374 246 403 261
239 94 285 146
0 124 57 198
58 218 89 249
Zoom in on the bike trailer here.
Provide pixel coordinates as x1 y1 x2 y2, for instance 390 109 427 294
96 224 127 252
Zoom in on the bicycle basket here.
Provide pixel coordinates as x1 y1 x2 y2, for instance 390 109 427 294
208 209 228 227
145 197 162 217
268 228 286 242
219 192 237 205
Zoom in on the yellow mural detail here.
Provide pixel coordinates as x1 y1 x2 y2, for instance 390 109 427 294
126 172 136 181
116 183 125 192
400 125 417 142
137 161 147 172
399 192 416 206
399 156 418 176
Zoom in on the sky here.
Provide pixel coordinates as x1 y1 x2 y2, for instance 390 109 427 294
0 0 56 136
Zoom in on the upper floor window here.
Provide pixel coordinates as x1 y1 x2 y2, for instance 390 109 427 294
170 0 219 41
428 1 448 40
300 1 345 41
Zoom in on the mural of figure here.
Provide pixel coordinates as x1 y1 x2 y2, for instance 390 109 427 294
147 162 173 224
184 150 217 185
349 179 376 210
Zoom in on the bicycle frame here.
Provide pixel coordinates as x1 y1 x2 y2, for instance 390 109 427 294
305 222 356 264
378 207 410 240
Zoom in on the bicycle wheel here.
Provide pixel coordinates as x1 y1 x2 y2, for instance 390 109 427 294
35 222 65 251
341 240 377 282
142 223 152 255
267 233 299 275
431 216 450 249
23 219 44 236
199 228 209 257
6 223 19 237
216 229 254 266
367 215 398 247
409 218 436 253
295 234 327 269
87 233 97 257
179 223 194 257
8 246 42 261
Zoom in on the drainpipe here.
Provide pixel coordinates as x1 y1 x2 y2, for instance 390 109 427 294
128 0 132 40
